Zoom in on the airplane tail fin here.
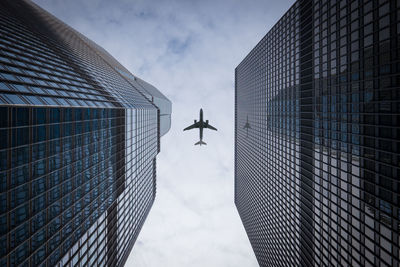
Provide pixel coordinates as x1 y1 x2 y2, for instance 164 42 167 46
195 140 207 146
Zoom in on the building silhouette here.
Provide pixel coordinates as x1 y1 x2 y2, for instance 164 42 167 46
235 0 399 266
0 0 171 266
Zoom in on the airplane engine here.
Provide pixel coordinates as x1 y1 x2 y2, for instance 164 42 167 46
205 120 209 126
194 120 197 123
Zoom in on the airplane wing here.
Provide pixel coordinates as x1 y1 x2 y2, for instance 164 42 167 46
205 123 217 131
183 122 200 131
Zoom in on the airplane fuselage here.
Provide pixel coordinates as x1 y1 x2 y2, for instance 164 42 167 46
199 108 204 142
194 109 207 142
183 108 217 145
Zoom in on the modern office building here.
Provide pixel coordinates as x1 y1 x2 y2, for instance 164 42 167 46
235 0 399 266
0 0 171 266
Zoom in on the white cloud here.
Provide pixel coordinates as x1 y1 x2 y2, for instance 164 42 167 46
33 0 295 266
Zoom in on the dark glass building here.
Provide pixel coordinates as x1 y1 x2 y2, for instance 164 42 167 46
235 0 399 266
0 0 171 266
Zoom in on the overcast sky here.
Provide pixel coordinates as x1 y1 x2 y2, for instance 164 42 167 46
33 0 294 266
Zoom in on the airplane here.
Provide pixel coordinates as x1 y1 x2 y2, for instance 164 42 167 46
183 108 217 145
243 115 251 136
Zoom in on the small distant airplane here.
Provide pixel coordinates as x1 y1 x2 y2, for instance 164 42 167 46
243 115 251 136
183 108 217 145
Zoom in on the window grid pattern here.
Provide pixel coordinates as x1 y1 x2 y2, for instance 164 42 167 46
312 0 399 266
0 106 124 266
55 109 158 267
0 0 155 109
115 108 158 267
235 3 302 266
0 6 116 108
235 0 399 266
29 3 154 109
0 1 170 267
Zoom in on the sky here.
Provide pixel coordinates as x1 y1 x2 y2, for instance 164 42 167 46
33 0 294 266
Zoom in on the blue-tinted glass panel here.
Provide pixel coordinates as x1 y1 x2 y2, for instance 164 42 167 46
10 165 28 187
31 194 46 214
31 211 46 233
13 108 29 127
11 184 29 208
31 228 46 252
64 108 72 121
13 127 29 146
5 94 25 104
32 160 46 179
0 107 8 128
0 130 7 150
12 84 30 93
0 193 7 213
11 146 29 168
47 217 61 239
10 222 29 249
32 126 46 143
48 202 61 220
0 235 7 258
50 108 60 123
50 124 60 139
10 241 28 265
48 248 60 266
10 204 29 227
0 81 12 91
0 214 7 235
42 97 58 105
31 246 46 266
33 108 46 125
25 95 43 105
31 177 46 196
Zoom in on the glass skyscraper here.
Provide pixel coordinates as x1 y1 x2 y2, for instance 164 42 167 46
0 0 171 266
235 0 399 266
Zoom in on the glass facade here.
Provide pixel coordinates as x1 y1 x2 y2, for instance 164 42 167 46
235 0 399 266
0 0 171 266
